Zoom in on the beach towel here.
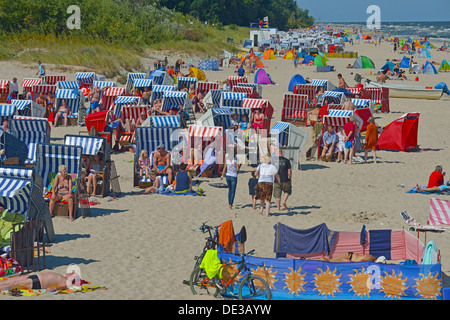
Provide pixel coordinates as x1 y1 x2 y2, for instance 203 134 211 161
422 241 438 265
369 230 391 260
199 249 223 279
218 220 236 253
273 222 337 258
0 277 107 296
407 186 450 195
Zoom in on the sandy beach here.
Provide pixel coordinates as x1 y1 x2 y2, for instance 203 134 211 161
0 36 449 300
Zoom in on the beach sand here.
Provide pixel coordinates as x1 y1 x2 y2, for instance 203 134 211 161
1 38 449 300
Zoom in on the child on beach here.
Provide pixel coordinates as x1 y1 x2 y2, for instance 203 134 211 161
138 149 151 177
248 171 258 210
336 127 345 163
364 117 378 164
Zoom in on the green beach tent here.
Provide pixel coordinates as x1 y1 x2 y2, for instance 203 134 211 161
438 60 450 72
353 56 375 69
313 55 327 66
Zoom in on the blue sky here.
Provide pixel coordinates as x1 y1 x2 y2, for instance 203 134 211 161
296 0 450 22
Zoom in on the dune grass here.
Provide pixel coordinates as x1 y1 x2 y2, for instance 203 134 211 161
0 24 249 78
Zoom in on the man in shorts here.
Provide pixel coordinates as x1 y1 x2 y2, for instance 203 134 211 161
272 149 292 211
343 116 357 165
153 144 173 184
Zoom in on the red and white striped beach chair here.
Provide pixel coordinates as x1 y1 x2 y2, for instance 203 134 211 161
197 81 220 95
118 105 149 145
102 87 125 111
281 93 309 126
21 78 42 94
43 75 65 85
293 84 318 103
186 125 223 173
0 80 11 103
345 86 364 98
362 87 390 113
228 76 247 91
242 98 274 130
232 85 259 98
31 84 57 101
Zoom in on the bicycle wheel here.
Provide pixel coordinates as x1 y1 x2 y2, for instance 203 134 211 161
189 267 219 296
238 275 272 300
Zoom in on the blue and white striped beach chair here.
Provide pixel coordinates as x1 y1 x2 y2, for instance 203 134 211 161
0 165 55 241
132 79 153 92
270 121 309 169
0 104 18 122
219 92 247 108
134 127 178 187
54 88 85 126
150 70 173 86
177 77 198 91
126 73 147 94
75 72 95 87
161 91 189 113
148 115 181 128
320 91 345 105
35 143 85 218
56 81 80 90
150 85 175 105
10 99 40 117
9 117 50 167
112 96 142 121
0 129 28 165
64 135 112 197
204 89 223 109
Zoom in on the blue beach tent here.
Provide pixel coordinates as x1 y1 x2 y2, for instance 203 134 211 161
288 75 306 92
422 61 438 74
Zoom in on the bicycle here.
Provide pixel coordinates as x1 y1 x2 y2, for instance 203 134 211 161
189 249 272 300
192 221 220 270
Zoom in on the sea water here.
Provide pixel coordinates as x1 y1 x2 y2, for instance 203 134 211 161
320 21 450 42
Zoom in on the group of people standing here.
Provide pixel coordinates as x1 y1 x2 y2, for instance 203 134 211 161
221 147 292 218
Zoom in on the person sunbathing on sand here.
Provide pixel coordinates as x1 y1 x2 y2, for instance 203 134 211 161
0 271 79 293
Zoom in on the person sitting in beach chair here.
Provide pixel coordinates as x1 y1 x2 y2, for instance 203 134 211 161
53 99 72 127
86 154 104 197
48 165 75 221
416 165 449 193
192 90 206 113
152 144 173 184
320 125 338 162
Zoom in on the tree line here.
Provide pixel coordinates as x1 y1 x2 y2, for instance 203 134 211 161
0 0 314 46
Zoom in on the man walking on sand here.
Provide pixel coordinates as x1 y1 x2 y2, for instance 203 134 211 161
272 149 292 211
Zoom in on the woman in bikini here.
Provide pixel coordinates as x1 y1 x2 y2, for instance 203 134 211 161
53 99 71 127
252 109 264 135
49 165 74 221
87 154 104 197
46 93 55 119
